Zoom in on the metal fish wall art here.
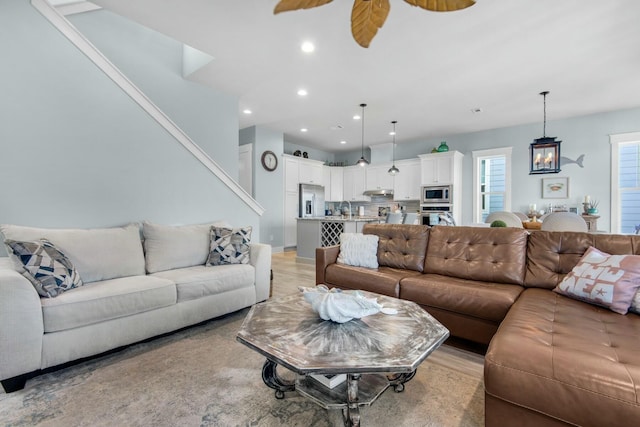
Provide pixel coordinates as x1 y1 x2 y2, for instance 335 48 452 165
560 154 585 168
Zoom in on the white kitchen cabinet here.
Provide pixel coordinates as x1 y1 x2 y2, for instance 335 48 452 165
365 163 394 191
393 159 421 201
343 166 370 202
298 158 324 185
284 156 299 193
323 166 344 202
419 151 463 185
284 155 324 190
284 191 298 248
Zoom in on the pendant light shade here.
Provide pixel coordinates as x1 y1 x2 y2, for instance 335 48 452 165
529 91 561 174
388 120 400 175
356 103 370 167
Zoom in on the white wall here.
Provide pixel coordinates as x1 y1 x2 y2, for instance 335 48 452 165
69 9 240 179
0 1 260 255
241 126 285 249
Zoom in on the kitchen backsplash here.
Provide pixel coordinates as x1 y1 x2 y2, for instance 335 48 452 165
325 195 420 218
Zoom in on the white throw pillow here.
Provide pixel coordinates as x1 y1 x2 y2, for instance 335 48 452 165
337 233 379 269
143 220 231 273
0 223 145 283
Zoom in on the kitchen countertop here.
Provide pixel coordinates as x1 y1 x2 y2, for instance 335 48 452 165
297 216 382 222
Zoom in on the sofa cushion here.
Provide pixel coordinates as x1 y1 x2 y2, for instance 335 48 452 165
151 264 255 303
553 246 640 314
337 233 379 268
424 226 528 285
5 239 83 298
325 264 422 298
525 230 640 289
0 223 145 283
206 226 252 266
41 275 176 333
400 274 523 323
362 223 429 272
485 288 640 426
142 220 230 274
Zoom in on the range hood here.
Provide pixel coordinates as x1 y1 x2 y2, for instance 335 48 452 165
363 189 394 196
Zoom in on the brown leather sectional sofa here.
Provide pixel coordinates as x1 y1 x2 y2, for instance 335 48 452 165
315 223 640 426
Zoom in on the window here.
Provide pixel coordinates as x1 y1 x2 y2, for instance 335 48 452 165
472 148 512 223
611 132 640 234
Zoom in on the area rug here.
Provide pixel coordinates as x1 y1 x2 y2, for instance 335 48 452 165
0 309 484 426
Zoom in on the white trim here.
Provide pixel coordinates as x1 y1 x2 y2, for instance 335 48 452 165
472 147 513 223
610 131 640 233
31 0 264 216
55 1 101 16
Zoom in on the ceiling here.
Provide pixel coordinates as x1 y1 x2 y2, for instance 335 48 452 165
86 0 640 152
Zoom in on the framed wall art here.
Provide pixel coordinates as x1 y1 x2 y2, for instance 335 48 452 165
542 177 569 199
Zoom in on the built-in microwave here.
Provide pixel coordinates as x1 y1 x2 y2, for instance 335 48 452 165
421 185 452 204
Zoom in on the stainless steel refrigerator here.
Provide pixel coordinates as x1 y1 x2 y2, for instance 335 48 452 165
299 183 325 218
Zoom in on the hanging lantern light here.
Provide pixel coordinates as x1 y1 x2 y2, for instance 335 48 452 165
529 91 561 174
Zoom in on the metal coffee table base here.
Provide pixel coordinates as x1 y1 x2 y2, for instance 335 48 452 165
261 359 417 427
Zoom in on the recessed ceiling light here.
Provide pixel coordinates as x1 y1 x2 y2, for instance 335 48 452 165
297 89 308 97
301 41 315 53
300 128 308 132
242 109 252 115
340 140 347 145
353 115 361 120
389 131 396 136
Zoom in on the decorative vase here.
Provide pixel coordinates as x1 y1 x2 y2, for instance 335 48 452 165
431 147 438 153
587 208 598 215
437 141 449 152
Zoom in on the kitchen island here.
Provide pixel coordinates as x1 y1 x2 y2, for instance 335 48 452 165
296 217 382 262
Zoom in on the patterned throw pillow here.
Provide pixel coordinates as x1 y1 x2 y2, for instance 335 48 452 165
337 233 379 269
553 246 640 314
206 226 252 266
5 239 83 298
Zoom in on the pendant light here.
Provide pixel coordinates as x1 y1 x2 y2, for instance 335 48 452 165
356 103 370 167
529 91 561 174
388 120 400 175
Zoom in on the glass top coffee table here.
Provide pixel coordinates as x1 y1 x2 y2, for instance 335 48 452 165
236 290 449 426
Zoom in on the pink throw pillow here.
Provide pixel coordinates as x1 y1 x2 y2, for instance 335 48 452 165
553 246 640 314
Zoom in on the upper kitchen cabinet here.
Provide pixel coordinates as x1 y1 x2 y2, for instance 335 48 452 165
324 166 344 202
419 151 463 185
284 154 324 189
365 163 395 192
343 166 370 202
298 157 324 185
393 159 421 201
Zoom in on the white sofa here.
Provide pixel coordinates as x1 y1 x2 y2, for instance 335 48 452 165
0 221 271 392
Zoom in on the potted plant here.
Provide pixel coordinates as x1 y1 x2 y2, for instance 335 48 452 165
490 220 507 228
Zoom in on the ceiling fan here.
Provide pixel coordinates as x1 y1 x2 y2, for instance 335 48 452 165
274 0 476 48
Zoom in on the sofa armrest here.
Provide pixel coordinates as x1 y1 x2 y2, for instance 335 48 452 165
316 245 340 285
250 243 272 302
0 258 43 381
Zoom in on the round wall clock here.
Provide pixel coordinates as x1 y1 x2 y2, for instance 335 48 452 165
261 150 278 171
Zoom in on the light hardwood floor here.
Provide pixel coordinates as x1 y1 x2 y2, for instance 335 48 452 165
270 250 316 297
269 250 485 378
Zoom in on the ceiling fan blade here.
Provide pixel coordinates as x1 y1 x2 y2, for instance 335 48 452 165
351 0 391 48
274 0 334 14
403 0 475 12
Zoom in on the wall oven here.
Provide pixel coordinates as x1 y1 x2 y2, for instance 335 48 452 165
421 185 452 204
420 205 452 226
